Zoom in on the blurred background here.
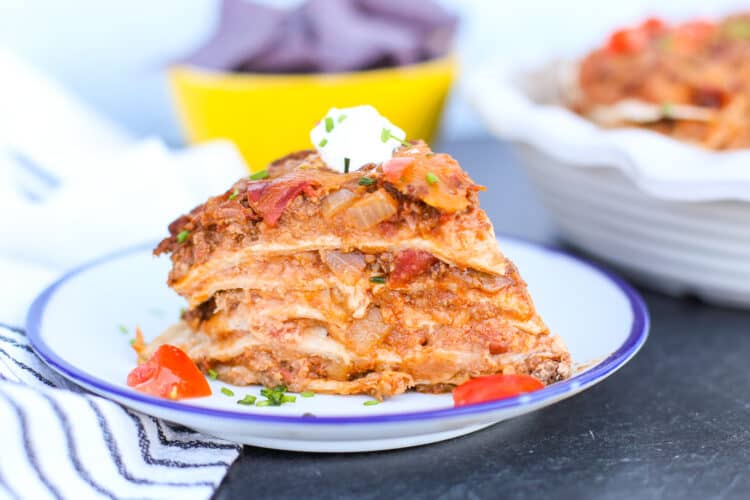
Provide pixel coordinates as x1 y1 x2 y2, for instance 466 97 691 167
4 0 750 320
2 0 747 145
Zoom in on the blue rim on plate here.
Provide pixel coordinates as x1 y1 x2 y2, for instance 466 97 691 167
26 237 649 425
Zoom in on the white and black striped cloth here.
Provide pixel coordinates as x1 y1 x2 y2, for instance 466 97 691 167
0 324 241 500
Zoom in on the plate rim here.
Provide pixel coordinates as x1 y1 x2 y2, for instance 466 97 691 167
26 236 649 425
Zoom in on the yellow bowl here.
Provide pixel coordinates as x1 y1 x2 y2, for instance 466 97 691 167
168 55 457 172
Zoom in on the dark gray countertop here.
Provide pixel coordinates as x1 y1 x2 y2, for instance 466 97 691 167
215 139 750 500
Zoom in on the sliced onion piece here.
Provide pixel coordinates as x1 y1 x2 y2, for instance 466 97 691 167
323 251 366 285
346 190 398 230
303 326 329 338
321 188 356 219
348 307 390 353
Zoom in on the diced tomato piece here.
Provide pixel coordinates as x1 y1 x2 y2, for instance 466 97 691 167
246 177 315 227
641 17 666 35
383 149 477 213
607 28 649 54
389 249 437 287
127 344 211 400
382 157 415 183
453 374 544 407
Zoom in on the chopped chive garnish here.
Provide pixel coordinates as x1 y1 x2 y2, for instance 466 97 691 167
358 177 375 186
370 275 386 284
325 116 334 132
318 138 328 148
300 391 315 398
250 169 269 180
344 157 350 173
228 189 240 201
177 230 190 243
179 307 186 318
129 339 135 346
426 172 439 185
661 102 674 117
381 128 409 146
237 394 257 405
255 385 296 406
220 387 234 397
207 369 218 380
338 114 347 123
118 324 128 334
363 400 380 406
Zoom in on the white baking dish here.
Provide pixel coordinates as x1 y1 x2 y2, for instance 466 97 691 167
468 61 750 308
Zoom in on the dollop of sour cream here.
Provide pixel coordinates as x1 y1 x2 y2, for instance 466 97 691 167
310 105 406 173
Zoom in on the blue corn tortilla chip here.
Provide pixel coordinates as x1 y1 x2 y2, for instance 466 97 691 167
179 0 457 74
179 2 286 70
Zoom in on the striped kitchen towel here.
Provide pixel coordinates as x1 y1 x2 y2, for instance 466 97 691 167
0 324 241 500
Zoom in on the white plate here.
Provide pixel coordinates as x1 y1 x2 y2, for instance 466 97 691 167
26 237 648 452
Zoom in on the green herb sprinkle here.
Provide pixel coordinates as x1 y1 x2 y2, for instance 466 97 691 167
380 128 390 143
177 230 190 244
254 385 298 406
220 387 235 397
250 169 269 180
380 128 409 146
237 395 257 405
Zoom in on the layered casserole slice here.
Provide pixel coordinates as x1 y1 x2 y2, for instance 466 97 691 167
147 112 570 398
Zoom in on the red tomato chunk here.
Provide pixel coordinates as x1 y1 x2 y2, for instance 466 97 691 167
453 374 544 407
127 344 211 400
